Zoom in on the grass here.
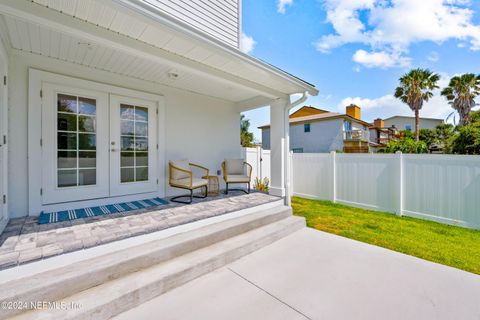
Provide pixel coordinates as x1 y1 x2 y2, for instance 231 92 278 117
292 197 480 275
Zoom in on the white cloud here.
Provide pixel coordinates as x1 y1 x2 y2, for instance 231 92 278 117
315 0 480 68
277 0 293 14
353 49 411 68
337 93 451 122
427 51 440 62
240 33 256 54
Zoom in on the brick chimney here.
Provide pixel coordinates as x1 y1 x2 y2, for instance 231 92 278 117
373 118 384 128
346 104 361 120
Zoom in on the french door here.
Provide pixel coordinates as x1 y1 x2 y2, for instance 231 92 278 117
109 95 158 196
41 84 158 205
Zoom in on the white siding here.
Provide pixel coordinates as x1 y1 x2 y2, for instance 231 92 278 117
261 119 344 153
142 0 240 48
7 51 240 217
384 117 443 131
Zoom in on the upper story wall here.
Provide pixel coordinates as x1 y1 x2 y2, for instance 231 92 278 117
142 0 241 48
384 117 443 131
261 119 345 153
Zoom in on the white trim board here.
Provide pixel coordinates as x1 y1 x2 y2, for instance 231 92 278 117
28 69 166 215
0 34 8 231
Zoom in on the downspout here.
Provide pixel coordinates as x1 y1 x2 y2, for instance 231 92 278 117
284 91 308 206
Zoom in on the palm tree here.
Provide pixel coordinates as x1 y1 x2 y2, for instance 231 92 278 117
394 68 440 141
240 114 254 147
441 73 480 126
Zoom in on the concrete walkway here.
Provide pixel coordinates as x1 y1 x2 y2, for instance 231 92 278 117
115 228 480 320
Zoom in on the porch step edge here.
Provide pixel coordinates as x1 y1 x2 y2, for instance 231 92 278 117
0 204 291 319
14 216 306 320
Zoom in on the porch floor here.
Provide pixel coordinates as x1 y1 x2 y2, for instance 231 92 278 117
0 192 280 270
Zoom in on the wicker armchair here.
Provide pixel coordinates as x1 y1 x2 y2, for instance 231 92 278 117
221 159 252 194
169 160 209 204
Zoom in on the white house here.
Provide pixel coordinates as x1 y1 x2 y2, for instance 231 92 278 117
0 0 317 233
259 105 371 153
383 115 444 131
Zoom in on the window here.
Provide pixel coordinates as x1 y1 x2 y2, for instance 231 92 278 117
57 94 97 187
292 148 304 153
405 125 412 131
120 104 149 183
344 121 352 131
304 123 310 132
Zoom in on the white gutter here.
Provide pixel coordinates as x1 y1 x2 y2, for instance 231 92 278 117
284 92 308 206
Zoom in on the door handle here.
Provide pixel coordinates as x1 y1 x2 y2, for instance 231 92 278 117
111 148 117 152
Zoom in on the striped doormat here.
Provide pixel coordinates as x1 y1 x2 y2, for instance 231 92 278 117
38 197 169 224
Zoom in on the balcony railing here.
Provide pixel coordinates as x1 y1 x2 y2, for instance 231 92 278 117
344 130 370 141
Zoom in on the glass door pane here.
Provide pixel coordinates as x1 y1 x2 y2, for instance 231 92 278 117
120 104 149 183
57 94 97 187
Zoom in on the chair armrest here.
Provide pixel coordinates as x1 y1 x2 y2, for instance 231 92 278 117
244 162 253 178
169 163 193 188
221 161 227 182
189 163 209 177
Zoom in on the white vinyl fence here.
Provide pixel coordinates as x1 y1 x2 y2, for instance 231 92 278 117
244 147 271 184
245 148 480 229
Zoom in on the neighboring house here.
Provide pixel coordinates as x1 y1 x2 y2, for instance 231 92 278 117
383 116 444 131
369 118 399 150
0 0 318 233
259 105 372 153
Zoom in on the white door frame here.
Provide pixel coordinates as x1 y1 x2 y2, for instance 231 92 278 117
28 69 166 215
0 38 8 231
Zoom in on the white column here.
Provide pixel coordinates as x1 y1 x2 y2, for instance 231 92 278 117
269 98 289 198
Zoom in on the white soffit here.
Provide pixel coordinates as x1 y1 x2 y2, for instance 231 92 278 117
28 0 317 96
2 14 257 102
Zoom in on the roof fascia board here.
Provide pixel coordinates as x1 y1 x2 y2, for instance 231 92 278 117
113 0 318 96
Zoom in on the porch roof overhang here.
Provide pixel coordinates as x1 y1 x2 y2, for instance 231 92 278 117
0 0 317 110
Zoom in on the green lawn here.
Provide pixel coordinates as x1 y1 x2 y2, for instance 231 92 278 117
292 197 480 275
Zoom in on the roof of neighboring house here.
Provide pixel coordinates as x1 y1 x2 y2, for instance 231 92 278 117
258 106 372 129
383 115 444 121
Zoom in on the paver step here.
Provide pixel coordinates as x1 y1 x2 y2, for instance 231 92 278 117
0 204 297 319
13 216 305 320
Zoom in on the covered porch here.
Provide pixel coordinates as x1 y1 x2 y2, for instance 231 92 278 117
0 191 281 269
0 0 318 234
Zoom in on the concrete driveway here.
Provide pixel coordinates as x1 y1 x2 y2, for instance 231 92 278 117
115 228 480 320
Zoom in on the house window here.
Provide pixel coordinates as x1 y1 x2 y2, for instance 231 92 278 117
57 94 97 187
120 104 149 183
304 123 310 132
292 148 304 153
344 121 352 131
405 125 412 131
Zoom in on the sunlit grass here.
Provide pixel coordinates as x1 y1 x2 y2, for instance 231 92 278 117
292 197 480 275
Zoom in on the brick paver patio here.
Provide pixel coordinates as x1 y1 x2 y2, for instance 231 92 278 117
0 192 279 270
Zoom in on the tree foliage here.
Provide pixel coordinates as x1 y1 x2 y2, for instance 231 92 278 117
394 68 440 141
240 114 255 147
441 73 480 126
380 138 428 154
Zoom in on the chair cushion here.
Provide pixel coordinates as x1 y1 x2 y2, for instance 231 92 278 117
171 177 208 189
226 174 250 183
225 159 244 175
170 160 190 180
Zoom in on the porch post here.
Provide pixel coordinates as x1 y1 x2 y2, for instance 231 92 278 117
269 97 290 200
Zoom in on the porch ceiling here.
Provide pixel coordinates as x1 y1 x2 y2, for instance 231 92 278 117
0 0 318 104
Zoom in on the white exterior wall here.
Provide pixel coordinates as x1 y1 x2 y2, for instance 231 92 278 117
7 51 240 218
142 0 241 47
384 117 443 131
261 119 344 153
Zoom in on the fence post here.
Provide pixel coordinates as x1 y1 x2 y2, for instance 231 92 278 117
396 151 403 216
330 151 336 203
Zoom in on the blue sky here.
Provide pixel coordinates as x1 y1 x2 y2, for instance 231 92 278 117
241 0 480 141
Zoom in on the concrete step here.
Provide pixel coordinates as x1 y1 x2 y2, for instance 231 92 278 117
0 205 301 319
13 216 305 320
